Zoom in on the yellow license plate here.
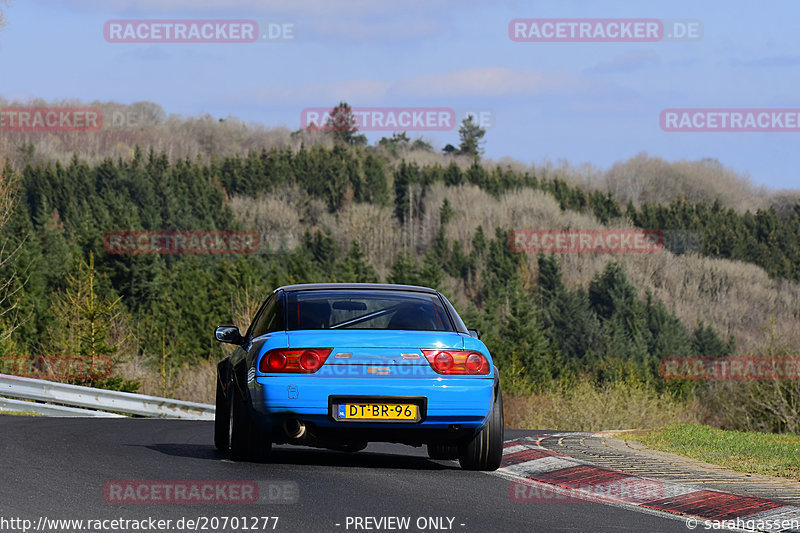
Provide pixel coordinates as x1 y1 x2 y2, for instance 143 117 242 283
338 403 417 420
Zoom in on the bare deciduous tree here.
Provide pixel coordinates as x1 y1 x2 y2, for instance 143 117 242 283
0 1 9 31
0 161 26 348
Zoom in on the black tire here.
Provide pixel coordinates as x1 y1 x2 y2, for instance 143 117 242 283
214 365 230 452
427 443 459 460
458 387 504 471
228 369 272 462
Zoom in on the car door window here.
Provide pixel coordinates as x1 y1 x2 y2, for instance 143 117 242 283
249 292 285 338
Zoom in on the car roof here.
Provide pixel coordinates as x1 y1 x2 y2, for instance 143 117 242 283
277 283 439 295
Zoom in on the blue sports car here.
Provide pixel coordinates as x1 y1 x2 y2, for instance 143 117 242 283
214 283 503 471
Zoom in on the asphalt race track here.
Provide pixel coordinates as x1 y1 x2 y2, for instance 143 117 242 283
0 418 693 533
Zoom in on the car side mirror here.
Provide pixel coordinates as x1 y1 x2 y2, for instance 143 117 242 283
215 325 244 345
468 328 481 340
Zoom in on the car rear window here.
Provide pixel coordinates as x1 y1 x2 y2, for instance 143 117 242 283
285 290 454 332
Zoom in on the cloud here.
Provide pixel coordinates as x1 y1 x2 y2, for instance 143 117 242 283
304 16 442 41
227 66 601 108
227 78 391 106
393 67 593 98
585 50 660 74
41 0 450 41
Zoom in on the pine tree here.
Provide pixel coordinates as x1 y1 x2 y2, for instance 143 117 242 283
443 163 463 186
588 262 651 368
644 292 692 361
440 198 454 225
325 102 367 146
388 253 419 285
472 225 487 255
337 241 378 283
492 283 564 391
484 228 521 297
457 116 487 159
393 161 419 224
691 322 734 356
308 228 337 270
47 252 138 391
419 251 445 289
537 255 602 362
362 153 390 206
446 240 470 280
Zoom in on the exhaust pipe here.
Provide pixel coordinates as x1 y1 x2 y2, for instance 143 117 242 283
283 419 306 440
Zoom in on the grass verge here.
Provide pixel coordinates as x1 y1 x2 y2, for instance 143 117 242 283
622 424 800 481
505 378 698 431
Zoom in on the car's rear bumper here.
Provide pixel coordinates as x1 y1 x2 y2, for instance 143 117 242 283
249 375 494 434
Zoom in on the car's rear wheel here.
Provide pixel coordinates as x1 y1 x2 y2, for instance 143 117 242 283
213 365 230 452
427 443 459 460
229 370 272 462
458 387 503 471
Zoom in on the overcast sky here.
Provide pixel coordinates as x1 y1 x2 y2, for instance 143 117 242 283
1 0 798 190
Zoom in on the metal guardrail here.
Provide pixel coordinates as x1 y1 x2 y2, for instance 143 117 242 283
0 396 126 417
0 374 215 420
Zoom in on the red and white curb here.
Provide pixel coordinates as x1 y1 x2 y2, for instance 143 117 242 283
497 437 800 532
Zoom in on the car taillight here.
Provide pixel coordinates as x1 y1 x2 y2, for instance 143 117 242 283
259 348 332 374
266 351 287 371
299 350 322 371
422 350 490 375
434 352 453 372
465 353 484 373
